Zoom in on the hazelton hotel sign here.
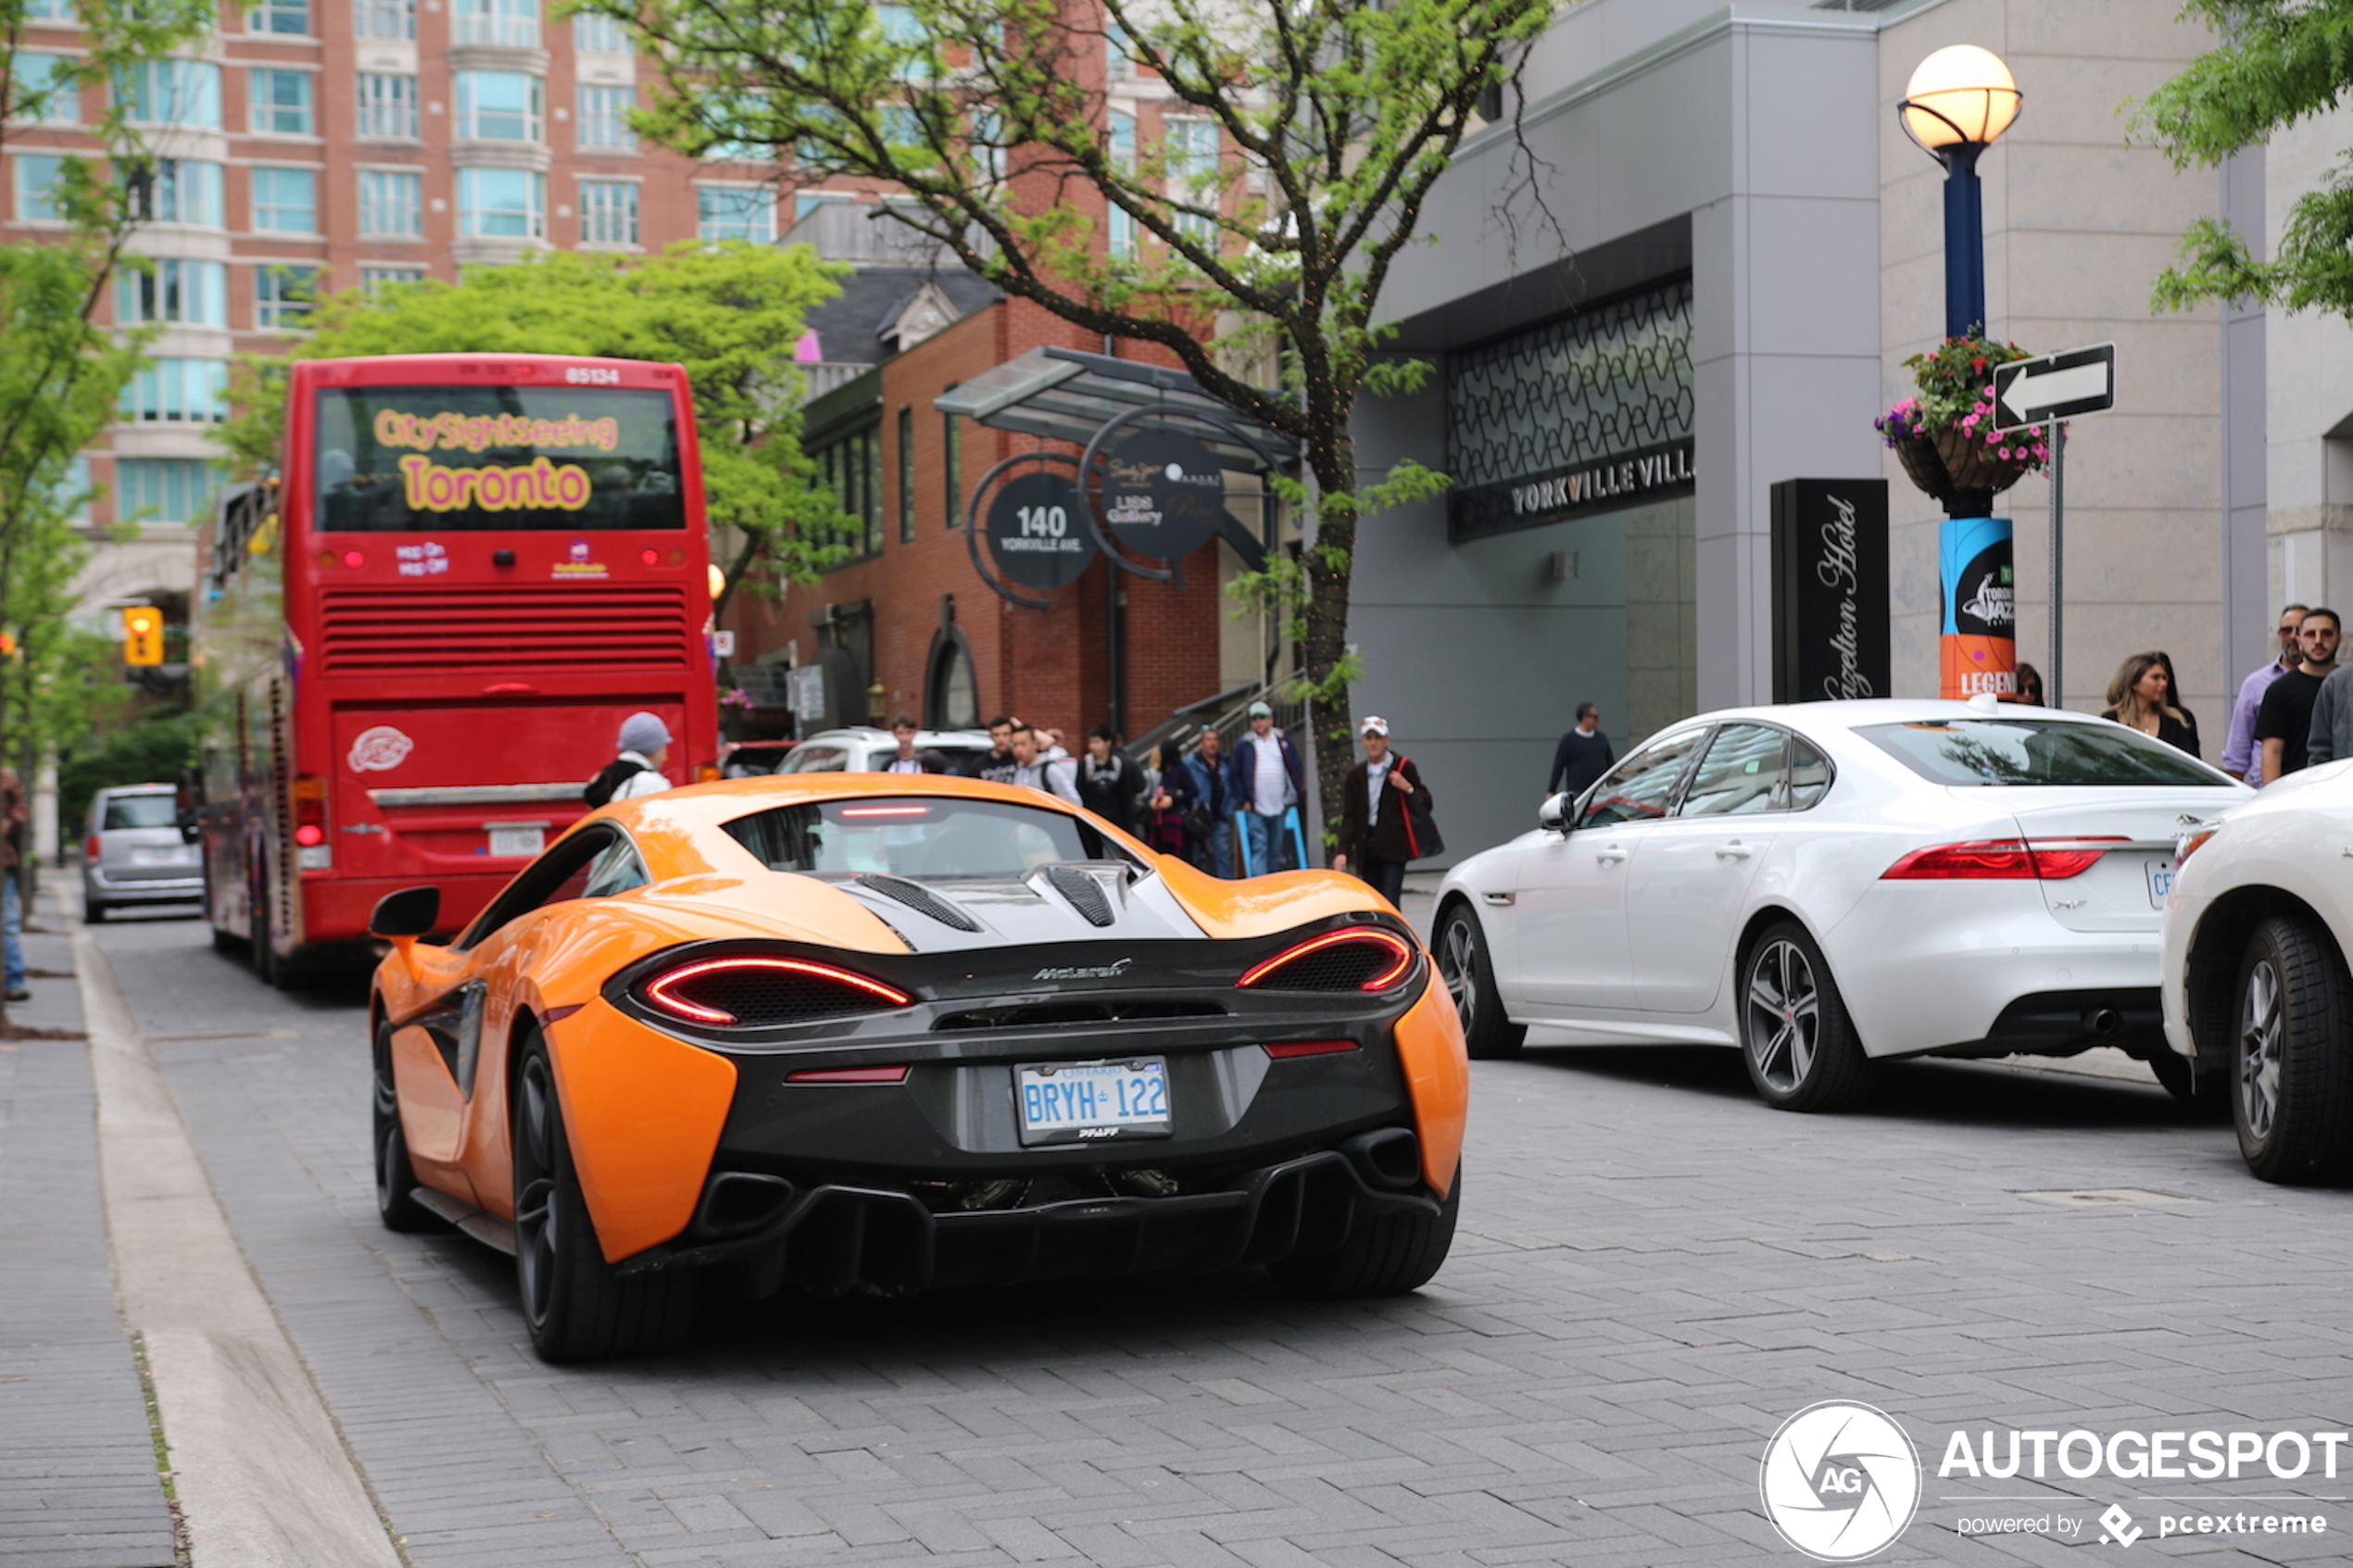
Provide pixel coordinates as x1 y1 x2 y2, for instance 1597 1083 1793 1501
1446 275 1695 543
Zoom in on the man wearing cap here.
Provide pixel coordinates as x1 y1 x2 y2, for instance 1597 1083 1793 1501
1333 717 1428 905
585 711 675 806
1227 699 1303 873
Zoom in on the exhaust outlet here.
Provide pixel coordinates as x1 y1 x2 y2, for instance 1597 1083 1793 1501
1342 1128 1423 1191
2082 1008 2122 1038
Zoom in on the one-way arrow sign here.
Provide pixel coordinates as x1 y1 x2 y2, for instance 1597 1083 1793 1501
1992 343 2115 432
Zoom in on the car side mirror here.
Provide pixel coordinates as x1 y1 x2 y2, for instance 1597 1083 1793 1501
1539 793 1571 834
370 885 440 941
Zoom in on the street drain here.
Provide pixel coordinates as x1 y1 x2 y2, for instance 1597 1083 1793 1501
2016 1187 2207 1209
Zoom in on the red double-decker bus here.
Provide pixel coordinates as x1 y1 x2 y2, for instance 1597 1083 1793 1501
192 353 719 982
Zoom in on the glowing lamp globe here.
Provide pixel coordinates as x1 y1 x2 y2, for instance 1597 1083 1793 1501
1900 45 2020 151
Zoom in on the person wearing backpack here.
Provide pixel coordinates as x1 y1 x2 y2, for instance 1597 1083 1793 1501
1331 716 1431 907
585 712 675 807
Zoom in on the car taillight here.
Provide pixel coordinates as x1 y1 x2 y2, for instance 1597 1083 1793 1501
292 773 327 847
786 1064 910 1083
1264 1039 1359 1059
696 762 720 783
84 834 98 860
1881 837 2128 881
637 956 913 1028
1238 928 1416 992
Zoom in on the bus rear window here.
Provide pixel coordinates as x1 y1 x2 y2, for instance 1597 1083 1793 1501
1858 719 2225 787
313 383 685 532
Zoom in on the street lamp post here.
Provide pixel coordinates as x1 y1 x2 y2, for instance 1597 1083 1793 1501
1899 45 2020 339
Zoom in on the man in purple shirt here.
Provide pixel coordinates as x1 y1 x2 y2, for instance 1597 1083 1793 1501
2222 603 2309 784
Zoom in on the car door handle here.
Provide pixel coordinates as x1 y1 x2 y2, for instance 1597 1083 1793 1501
1595 844 1628 863
1716 841 1753 859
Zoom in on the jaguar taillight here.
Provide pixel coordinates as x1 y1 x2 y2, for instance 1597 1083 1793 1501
1237 927 1416 993
1880 837 2127 881
636 955 913 1028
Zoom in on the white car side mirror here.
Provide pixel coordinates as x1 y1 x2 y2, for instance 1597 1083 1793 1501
1539 793 1570 834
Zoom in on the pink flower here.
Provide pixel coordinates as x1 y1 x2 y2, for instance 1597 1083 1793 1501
1998 447 2013 460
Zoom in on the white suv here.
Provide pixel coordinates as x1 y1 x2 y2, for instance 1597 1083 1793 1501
774 727 994 776
2161 759 2353 1183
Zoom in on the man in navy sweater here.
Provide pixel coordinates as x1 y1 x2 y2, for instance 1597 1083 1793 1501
1546 703 1615 803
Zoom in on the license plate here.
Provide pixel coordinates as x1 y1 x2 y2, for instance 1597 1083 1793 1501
130 846 186 866
2146 858 2177 909
488 824 545 858
1015 1057 1171 1145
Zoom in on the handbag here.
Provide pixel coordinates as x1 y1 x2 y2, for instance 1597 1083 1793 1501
1396 756 1444 860
1184 798 1213 843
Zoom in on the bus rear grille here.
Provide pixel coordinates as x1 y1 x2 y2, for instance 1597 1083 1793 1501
319 586 692 674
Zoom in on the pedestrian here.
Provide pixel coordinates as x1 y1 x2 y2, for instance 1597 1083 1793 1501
2223 604 2309 782
2256 608 2341 783
1333 717 1429 906
1 767 25 1002
1076 725 1146 834
2013 662 2045 706
2150 651 2201 754
1183 728 1234 876
1042 727 1069 760
2101 653 2199 757
1546 702 1615 802
963 715 1019 783
1006 723 1080 805
1140 743 1197 856
584 711 674 805
1227 700 1303 873
878 715 948 774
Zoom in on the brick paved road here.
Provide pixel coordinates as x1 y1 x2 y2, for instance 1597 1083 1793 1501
73 912 2353 1565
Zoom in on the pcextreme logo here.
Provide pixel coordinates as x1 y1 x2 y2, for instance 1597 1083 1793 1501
1759 1402 1922 1562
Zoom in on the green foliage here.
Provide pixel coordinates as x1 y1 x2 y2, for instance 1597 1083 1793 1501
220 244 852 600
572 0 1553 831
2136 1 2353 316
60 702 197 833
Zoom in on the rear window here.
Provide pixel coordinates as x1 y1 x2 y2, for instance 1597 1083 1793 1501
1859 719 2223 787
101 795 177 830
724 797 1126 878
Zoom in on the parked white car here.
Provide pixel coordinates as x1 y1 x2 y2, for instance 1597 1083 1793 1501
1434 696 2249 1111
773 727 994 775
2160 759 2353 1182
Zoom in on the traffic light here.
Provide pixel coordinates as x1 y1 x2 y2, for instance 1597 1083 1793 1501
122 606 165 666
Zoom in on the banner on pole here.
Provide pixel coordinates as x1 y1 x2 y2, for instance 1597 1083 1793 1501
1940 514 2016 698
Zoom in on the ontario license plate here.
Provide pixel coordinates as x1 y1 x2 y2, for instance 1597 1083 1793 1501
131 846 186 866
1015 1057 1171 1145
488 824 545 858
2146 857 2177 909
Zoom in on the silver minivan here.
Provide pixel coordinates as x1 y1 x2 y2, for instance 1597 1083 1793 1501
83 784 202 922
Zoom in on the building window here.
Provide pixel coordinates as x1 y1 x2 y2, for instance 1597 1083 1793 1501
875 3 929 78
455 70 542 141
356 73 418 139
251 166 319 232
354 0 414 39
249 69 313 134
118 258 229 326
22 0 75 20
815 425 882 560
116 458 220 524
575 83 635 150
1164 115 1216 243
1105 19 1134 80
12 154 68 222
254 264 319 328
941 396 961 528
13 54 77 123
897 406 914 543
452 0 537 48
358 169 422 235
1107 108 1136 258
130 158 225 227
118 59 221 129
696 183 774 243
573 10 628 53
120 359 230 423
359 264 426 295
246 0 309 35
577 179 636 245
458 166 544 237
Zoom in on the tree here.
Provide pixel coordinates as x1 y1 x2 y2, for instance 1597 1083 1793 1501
577 0 1554 828
220 243 850 608
2139 1 2353 317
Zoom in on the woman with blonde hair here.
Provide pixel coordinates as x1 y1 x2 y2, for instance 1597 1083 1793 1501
2101 651 2199 757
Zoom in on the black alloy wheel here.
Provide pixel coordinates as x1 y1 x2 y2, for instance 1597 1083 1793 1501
511 1029 696 1362
1268 1164 1461 1298
371 1021 444 1234
2233 917 2353 1184
1436 906 1524 1060
1739 921 1875 1112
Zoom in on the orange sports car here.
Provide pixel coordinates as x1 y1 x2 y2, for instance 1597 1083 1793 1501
368 772 1470 1361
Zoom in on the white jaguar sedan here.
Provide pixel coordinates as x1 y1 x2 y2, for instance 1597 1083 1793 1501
2160 759 2353 1183
1434 696 2249 1111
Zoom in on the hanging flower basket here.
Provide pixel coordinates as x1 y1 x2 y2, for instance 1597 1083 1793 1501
1876 334 2054 517
1931 426 2036 495
1889 430 1952 501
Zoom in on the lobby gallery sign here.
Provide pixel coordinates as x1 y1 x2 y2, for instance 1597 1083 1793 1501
1770 479 1890 703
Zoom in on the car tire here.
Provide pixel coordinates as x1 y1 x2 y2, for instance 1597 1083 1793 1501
511 1031 696 1362
1269 1165 1460 1298
2233 916 2353 1185
1739 921 1876 1112
2145 1047 2228 1118
209 922 246 955
84 899 107 923
371 1022 446 1235
1435 906 1523 1060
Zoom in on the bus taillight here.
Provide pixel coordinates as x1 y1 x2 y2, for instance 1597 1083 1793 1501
292 774 328 849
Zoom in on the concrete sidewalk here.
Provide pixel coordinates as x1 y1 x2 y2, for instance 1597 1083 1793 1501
0 884 176 1568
